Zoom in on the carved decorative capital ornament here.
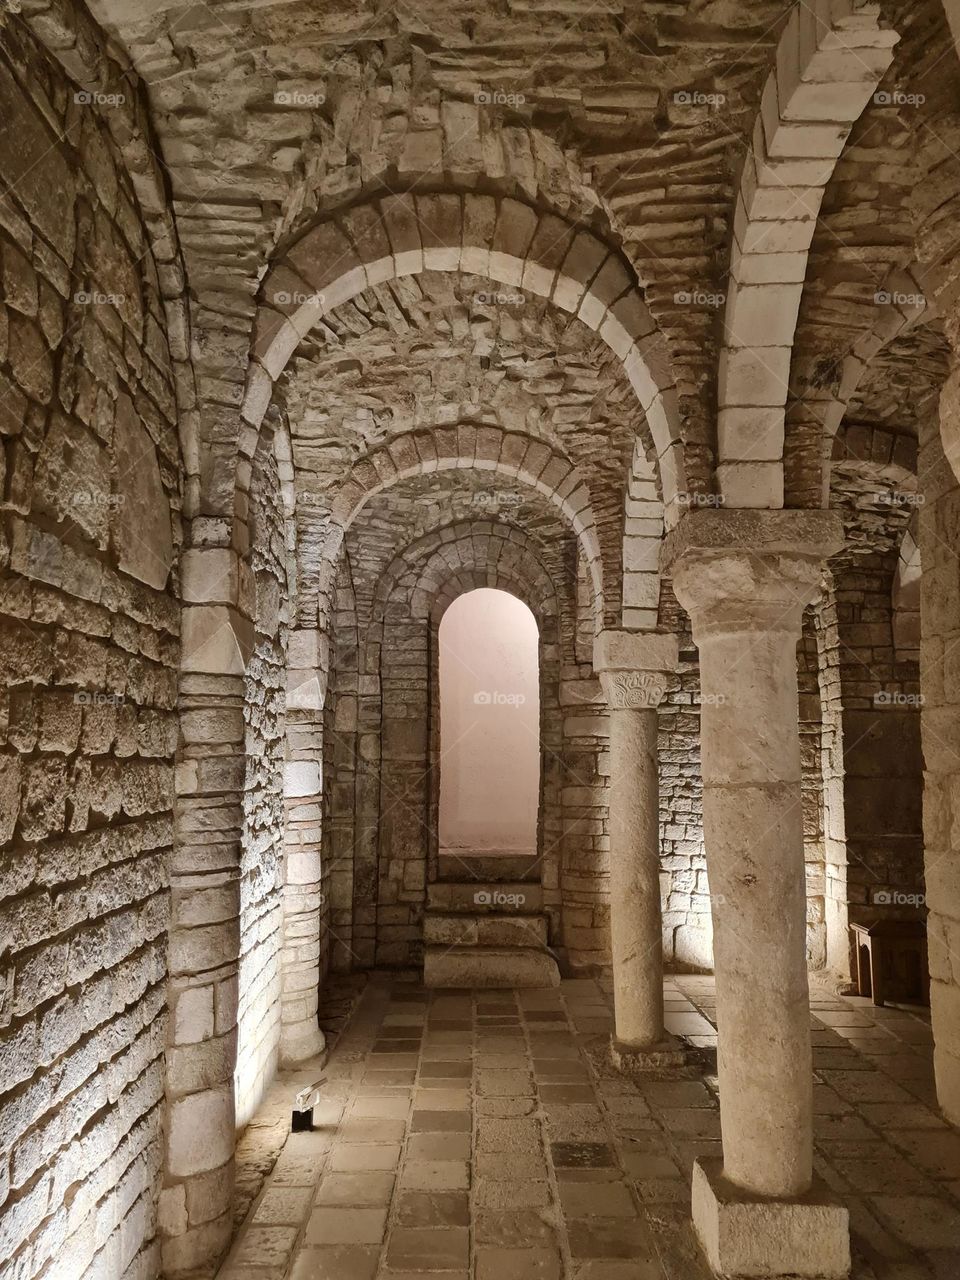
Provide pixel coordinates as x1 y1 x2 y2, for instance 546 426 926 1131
599 669 668 710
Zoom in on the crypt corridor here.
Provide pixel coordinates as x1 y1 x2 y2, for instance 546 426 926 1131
3 0 960 1276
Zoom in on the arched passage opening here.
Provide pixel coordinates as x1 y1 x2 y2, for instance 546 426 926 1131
438 588 541 860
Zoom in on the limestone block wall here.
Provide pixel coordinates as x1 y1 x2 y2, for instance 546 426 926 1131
658 620 710 972
814 576 850 977
831 555 924 957
655 588 830 974
325 567 360 974
235 435 287 1126
376 617 430 967
0 21 180 1279
558 673 611 969
799 610 827 969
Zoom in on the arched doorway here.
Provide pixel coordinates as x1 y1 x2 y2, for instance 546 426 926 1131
426 587 558 986
438 587 540 859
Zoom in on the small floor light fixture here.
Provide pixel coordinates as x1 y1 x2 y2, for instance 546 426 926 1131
292 1076 326 1131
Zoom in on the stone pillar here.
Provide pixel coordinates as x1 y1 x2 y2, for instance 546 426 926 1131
921 364 960 1125
280 629 328 1063
594 630 684 1070
664 510 850 1280
162 547 254 1276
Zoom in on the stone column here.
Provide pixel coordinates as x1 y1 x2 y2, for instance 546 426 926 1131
664 509 850 1280
280 628 329 1063
162 547 254 1276
595 630 683 1070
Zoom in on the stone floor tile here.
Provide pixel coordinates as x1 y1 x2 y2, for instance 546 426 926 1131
551 1141 616 1168
474 1177 553 1209
385 1226 470 1270
663 1010 715 1037
382 1273 468 1280
475 1053 529 1069
476 1117 542 1150
633 1177 688 1203
533 1059 591 1080
540 1083 596 1103
410 1109 472 1132
572 1261 664 1279
419 1061 472 1079
338 1116 407 1144
231 1226 299 1267
663 1107 722 1137
558 1180 639 1218
349 1095 410 1119
407 1132 472 1161
869 1196 960 1249
221 978 960 1280
543 1104 606 1140
474 1209 560 1247
475 1150 549 1179
329 1142 403 1171
399 1159 471 1191
304 1206 388 1245
561 1167 626 1184
270 1154 325 1186
314 1171 395 1205
567 1219 657 1259
888 1128 960 1178
252 1186 315 1224
475 1246 562 1279
476 1068 534 1095
620 1151 681 1178
288 1245 380 1280
475 1097 537 1117
396 1190 471 1227
413 1087 472 1110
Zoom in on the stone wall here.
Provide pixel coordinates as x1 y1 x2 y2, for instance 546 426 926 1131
831 555 924 961
815 575 850 978
0 18 179 1279
558 671 610 971
799 609 827 969
235 432 287 1126
325 564 359 974
657 594 710 972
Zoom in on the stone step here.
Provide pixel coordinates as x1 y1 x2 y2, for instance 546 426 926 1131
426 881 543 914
438 848 540 883
423 911 549 949
424 945 561 989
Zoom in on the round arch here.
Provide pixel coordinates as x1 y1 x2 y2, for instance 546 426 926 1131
237 192 683 575
308 423 607 635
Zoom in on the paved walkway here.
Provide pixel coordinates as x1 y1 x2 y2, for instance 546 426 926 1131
216 976 960 1280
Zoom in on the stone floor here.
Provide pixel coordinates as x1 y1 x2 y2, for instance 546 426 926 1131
216 975 960 1280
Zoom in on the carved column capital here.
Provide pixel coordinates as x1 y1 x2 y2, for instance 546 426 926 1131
594 629 677 711
662 509 843 640
599 668 669 710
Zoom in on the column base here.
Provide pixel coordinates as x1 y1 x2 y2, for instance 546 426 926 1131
280 1022 327 1066
692 1158 850 1279
610 1032 689 1073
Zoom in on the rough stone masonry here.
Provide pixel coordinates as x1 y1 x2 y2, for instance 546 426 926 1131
1 0 959 1277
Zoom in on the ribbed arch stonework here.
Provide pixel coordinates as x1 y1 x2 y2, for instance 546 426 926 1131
718 1 898 507
372 522 568 650
786 265 930 507
240 192 684 536
308 424 608 635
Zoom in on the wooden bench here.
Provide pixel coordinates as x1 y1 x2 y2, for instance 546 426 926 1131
850 919 929 1007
